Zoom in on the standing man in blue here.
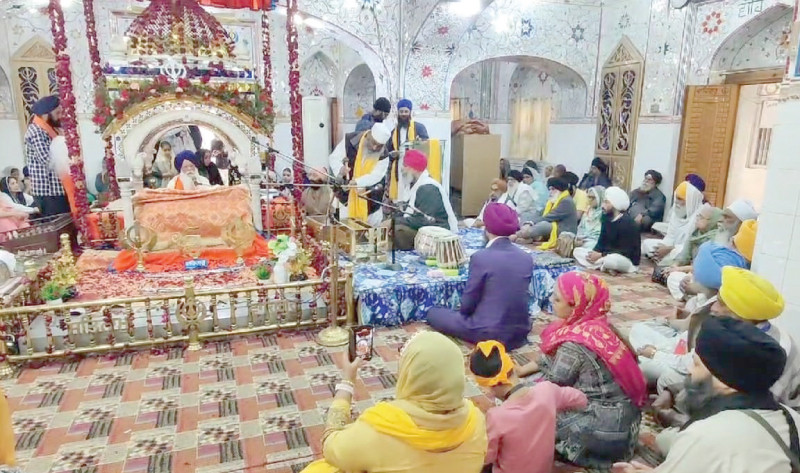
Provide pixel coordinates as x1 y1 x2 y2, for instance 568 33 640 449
354 97 392 133
427 203 533 350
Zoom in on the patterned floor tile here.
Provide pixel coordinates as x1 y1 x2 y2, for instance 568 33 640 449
3 264 676 472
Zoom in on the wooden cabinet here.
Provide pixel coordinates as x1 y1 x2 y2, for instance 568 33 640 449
450 134 501 217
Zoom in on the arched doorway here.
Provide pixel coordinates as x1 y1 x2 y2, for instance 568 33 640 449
342 63 376 122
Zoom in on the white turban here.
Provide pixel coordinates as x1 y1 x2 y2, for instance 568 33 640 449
370 122 391 144
726 199 758 222
604 186 630 211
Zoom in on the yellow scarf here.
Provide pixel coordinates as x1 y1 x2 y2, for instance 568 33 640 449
539 190 569 250
389 121 416 200
348 134 380 221
301 401 481 473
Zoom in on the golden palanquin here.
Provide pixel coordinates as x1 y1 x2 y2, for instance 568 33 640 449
133 185 253 251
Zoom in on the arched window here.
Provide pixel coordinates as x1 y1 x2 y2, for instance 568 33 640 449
11 36 57 136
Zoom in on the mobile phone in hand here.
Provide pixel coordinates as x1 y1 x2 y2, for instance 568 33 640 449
348 325 374 362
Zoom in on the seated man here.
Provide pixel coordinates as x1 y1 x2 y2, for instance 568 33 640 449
627 170 666 232
512 177 577 248
166 150 210 190
468 178 515 228
427 203 533 350
642 181 704 263
578 157 612 190
612 317 797 473
669 220 755 302
393 150 457 250
506 170 538 223
573 186 640 274
647 268 799 453
301 167 332 217
630 239 749 386
716 199 757 245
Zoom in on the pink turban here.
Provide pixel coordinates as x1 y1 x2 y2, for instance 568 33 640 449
484 203 519 237
404 150 428 172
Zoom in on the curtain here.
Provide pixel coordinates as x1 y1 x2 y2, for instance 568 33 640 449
510 98 551 160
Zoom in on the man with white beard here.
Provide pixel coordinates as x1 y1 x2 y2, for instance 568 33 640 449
642 181 704 263
166 151 210 190
715 199 758 245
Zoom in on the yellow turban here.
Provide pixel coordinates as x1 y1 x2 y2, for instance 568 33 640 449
733 219 757 262
720 266 784 320
675 181 688 200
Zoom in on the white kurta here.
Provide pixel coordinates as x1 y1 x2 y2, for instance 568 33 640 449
656 408 800 472
405 170 458 233
166 173 210 190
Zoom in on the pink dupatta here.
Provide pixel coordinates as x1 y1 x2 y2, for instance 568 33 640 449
540 271 647 407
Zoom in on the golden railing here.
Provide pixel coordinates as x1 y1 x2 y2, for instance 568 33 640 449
0 269 354 378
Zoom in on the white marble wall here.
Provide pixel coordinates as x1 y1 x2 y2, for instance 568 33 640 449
752 92 800 340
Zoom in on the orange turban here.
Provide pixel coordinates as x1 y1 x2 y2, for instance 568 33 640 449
733 219 757 262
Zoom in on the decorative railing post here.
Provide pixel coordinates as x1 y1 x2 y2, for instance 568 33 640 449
317 224 348 346
180 277 202 351
0 319 12 379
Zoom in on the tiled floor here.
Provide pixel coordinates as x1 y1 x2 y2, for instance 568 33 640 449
2 265 676 473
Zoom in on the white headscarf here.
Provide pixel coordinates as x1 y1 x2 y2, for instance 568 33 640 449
665 182 704 247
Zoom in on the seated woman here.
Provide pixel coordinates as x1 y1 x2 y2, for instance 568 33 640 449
518 271 646 469
302 331 487 473
661 205 722 299
556 185 604 256
166 151 210 190
0 198 30 241
512 177 577 249
0 176 38 215
467 178 514 228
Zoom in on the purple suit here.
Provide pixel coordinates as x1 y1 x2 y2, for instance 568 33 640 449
426 237 533 350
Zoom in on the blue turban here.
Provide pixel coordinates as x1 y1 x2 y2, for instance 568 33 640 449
685 173 706 192
397 99 413 111
174 150 200 172
31 95 59 116
692 242 749 290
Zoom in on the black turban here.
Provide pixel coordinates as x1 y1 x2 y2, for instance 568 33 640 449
507 170 524 182
563 171 579 186
696 316 786 395
31 95 59 116
547 177 569 192
373 97 392 114
645 170 663 185
591 157 608 174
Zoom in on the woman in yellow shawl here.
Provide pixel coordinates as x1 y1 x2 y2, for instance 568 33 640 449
302 331 487 473
0 387 16 469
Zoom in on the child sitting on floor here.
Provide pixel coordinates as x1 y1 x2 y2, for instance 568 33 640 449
469 341 588 473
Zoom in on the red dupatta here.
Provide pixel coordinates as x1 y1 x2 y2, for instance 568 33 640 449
540 271 647 407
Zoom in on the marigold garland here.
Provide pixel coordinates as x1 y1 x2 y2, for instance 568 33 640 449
92 75 275 134
286 0 304 193
49 0 91 240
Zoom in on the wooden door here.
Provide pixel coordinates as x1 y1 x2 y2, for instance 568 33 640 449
676 85 740 206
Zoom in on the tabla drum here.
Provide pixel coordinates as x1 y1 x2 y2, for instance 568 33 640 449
414 226 453 258
435 235 467 269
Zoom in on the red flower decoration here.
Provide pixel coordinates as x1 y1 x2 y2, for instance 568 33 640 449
420 103 430 110
702 11 723 35
437 26 449 35
422 65 433 78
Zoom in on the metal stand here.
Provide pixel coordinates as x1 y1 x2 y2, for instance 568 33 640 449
380 208 403 271
317 226 349 347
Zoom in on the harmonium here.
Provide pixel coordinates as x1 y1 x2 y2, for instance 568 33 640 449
0 214 77 256
304 215 389 259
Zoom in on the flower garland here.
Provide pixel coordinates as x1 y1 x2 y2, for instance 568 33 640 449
93 75 275 134
286 0 304 191
48 0 90 240
83 0 120 200
261 8 276 171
